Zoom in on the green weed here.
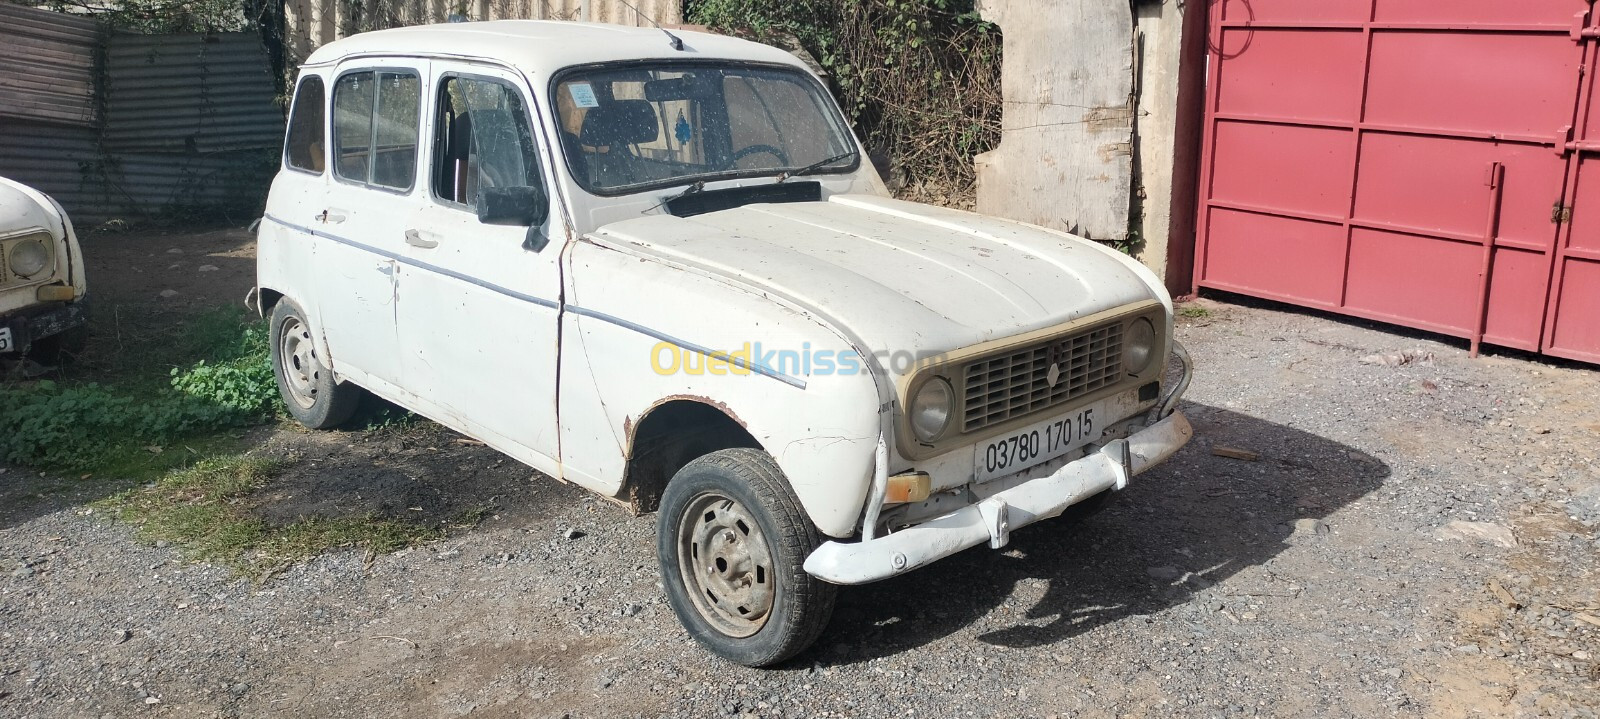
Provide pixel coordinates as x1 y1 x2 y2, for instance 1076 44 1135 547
101 455 441 574
169 320 277 414
0 307 278 475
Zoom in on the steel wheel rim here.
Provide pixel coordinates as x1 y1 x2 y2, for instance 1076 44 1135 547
676 491 776 638
278 315 320 410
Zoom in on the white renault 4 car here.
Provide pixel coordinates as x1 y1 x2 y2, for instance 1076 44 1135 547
255 21 1192 666
0 176 89 366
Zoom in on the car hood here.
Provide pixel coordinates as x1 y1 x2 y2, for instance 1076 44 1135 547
0 176 67 240
586 194 1164 368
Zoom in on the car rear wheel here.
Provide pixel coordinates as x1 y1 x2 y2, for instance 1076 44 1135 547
657 448 836 667
270 301 361 429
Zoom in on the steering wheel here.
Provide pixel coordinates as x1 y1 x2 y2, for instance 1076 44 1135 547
730 144 789 168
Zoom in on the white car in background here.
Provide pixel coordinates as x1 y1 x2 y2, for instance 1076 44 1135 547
0 176 89 366
255 21 1193 666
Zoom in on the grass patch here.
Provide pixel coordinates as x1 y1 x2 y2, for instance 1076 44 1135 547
0 306 279 478
100 455 444 574
1178 305 1213 320
14 304 458 574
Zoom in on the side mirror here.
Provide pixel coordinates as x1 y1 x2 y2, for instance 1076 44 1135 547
476 185 548 227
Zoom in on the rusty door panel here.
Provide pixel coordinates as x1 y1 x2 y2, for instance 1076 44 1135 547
1363 32 1576 138
1223 0 1369 24
1212 29 1366 122
1545 27 1600 362
1196 0 1600 363
1371 0 1580 26
1352 135 1565 247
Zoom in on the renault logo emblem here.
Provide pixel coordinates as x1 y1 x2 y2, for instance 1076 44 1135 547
1046 362 1062 387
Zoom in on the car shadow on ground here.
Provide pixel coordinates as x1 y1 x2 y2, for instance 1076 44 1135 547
812 402 1391 666
243 406 579 530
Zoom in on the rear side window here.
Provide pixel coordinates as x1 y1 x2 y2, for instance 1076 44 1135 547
432 76 542 209
284 76 325 173
332 70 421 190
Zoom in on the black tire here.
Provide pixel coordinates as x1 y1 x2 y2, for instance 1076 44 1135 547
269 300 361 429
657 448 836 667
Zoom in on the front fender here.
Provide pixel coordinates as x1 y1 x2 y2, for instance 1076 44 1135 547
560 239 884 537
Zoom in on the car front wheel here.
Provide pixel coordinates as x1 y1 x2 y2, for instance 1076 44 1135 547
657 448 836 667
270 301 361 429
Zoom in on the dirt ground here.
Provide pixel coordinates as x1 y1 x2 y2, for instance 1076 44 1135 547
1 227 1597 718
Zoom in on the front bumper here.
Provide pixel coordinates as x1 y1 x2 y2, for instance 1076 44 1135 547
1 300 87 355
803 410 1192 584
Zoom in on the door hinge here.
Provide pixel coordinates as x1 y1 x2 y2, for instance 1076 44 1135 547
1552 202 1573 225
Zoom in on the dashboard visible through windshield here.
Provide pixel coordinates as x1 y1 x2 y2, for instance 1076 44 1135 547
552 63 859 195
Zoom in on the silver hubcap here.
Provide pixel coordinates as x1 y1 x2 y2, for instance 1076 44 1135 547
278 316 321 409
677 492 776 638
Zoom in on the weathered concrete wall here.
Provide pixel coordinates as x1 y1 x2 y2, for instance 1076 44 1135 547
973 0 1134 243
974 0 1202 292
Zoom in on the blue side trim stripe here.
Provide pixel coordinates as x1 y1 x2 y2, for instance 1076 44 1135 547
566 305 807 390
262 213 806 390
264 214 558 309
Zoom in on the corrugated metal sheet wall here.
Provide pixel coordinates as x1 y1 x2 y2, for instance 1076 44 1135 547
283 0 682 60
0 121 111 221
0 6 283 225
0 3 102 127
104 32 286 153
1 2 684 225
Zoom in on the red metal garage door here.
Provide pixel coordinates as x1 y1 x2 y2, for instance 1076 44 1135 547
1193 0 1600 363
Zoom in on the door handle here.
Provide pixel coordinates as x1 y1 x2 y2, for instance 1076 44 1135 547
404 229 439 249
317 209 348 224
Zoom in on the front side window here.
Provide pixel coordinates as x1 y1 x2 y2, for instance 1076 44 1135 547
553 63 857 194
332 70 420 190
433 75 543 209
284 75 325 173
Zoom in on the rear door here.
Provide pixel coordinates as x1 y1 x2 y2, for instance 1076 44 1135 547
314 59 428 389
394 61 566 472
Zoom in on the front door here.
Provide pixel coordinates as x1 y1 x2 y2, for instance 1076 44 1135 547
314 59 430 389
395 62 566 472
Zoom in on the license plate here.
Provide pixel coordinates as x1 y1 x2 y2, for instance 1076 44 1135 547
0 327 11 353
974 399 1109 483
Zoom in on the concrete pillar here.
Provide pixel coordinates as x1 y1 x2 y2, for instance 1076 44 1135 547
1132 0 1184 283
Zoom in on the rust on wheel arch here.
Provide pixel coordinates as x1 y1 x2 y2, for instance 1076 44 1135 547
616 395 760 516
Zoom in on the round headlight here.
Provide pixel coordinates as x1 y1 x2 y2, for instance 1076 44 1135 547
7 238 51 278
908 377 953 442
1124 317 1157 375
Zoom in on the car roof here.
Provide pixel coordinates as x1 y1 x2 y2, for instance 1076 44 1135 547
302 21 806 77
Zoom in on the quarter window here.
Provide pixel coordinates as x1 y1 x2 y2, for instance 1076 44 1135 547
332 70 421 190
433 76 542 209
284 75 325 173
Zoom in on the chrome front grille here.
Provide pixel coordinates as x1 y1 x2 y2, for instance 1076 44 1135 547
960 322 1124 433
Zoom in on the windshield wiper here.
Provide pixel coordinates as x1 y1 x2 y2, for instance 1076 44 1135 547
775 151 856 183
644 180 705 214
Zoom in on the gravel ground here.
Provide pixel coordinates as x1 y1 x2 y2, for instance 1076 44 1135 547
3 270 1599 717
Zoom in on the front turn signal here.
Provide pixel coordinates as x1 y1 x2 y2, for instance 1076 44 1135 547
36 284 75 302
885 471 932 504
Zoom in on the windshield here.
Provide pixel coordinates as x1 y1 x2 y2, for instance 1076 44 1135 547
552 63 858 194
